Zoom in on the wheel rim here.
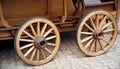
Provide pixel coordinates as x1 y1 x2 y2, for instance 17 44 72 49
77 10 117 56
15 18 60 65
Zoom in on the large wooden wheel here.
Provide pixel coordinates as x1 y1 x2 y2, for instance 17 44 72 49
76 10 118 56
14 18 60 65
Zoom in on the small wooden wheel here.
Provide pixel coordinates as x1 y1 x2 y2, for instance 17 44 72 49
14 17 60 65
76 10 118 56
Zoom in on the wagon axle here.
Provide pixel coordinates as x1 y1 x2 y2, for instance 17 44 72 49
34 36 47 48
93 29 103 39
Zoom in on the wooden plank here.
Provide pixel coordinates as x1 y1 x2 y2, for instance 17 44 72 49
85 1 114 7
0 31 12 38
0 27 18 31
116 0 120 20
85 1 115 13
0 0 11 27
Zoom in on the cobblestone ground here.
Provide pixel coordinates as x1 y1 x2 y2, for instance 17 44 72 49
0 31 120 69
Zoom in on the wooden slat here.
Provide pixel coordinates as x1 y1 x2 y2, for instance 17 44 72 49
44 47 52 54
20 43 33 50
43 28 53 37
30 48 36 61
40 24 47 36
0 0 11 27
84 23 94 32
47 43 56 46
30 24 37 37
23 30 35 39
24 46 34 57
81 32 93 35
98 40 105 51
81 36 92 43
85 1 115 7
46 35 56 40
90 17 96 29
90 40 95 52
36 49 40 61
84 39 93 50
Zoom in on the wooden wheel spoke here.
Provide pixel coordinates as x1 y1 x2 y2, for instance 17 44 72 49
84 23 94 31
23 30 35 39
90 17 96 29
104 34 113 37
30 48 36 61
36 49 40 61
96 14 99 28
90 40 95 52
103 29 114 33
37 22 40 36
46 35 56 41
40 24 47 36
101 22 112 30
20 39 34 42
81 36 92 43
99 16 107 29
47 43 56 47
95 40 98 52
24 46 34 57
98 40 105 51
81 32 93 35
30 24 37 37
40 49 46 59
84 39 93 50
44 47 52 54
20 43 33 50
43 28 53 38
100 38 109 45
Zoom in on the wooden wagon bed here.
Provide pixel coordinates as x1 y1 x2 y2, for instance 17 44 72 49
0 0 76 27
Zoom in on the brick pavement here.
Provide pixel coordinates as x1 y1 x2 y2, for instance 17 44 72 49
0 31 120 69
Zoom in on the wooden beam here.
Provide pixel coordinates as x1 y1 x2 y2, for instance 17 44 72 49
116 0 120 20
0 0 11 27
61 0 67 22
47 0 51 15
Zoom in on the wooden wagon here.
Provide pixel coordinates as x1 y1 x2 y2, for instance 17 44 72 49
0 0 119 65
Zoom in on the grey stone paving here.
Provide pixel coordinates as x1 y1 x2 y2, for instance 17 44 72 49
0 32 120 69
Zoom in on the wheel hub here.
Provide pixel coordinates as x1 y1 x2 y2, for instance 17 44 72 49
93 29 103 39
34 36 47 48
